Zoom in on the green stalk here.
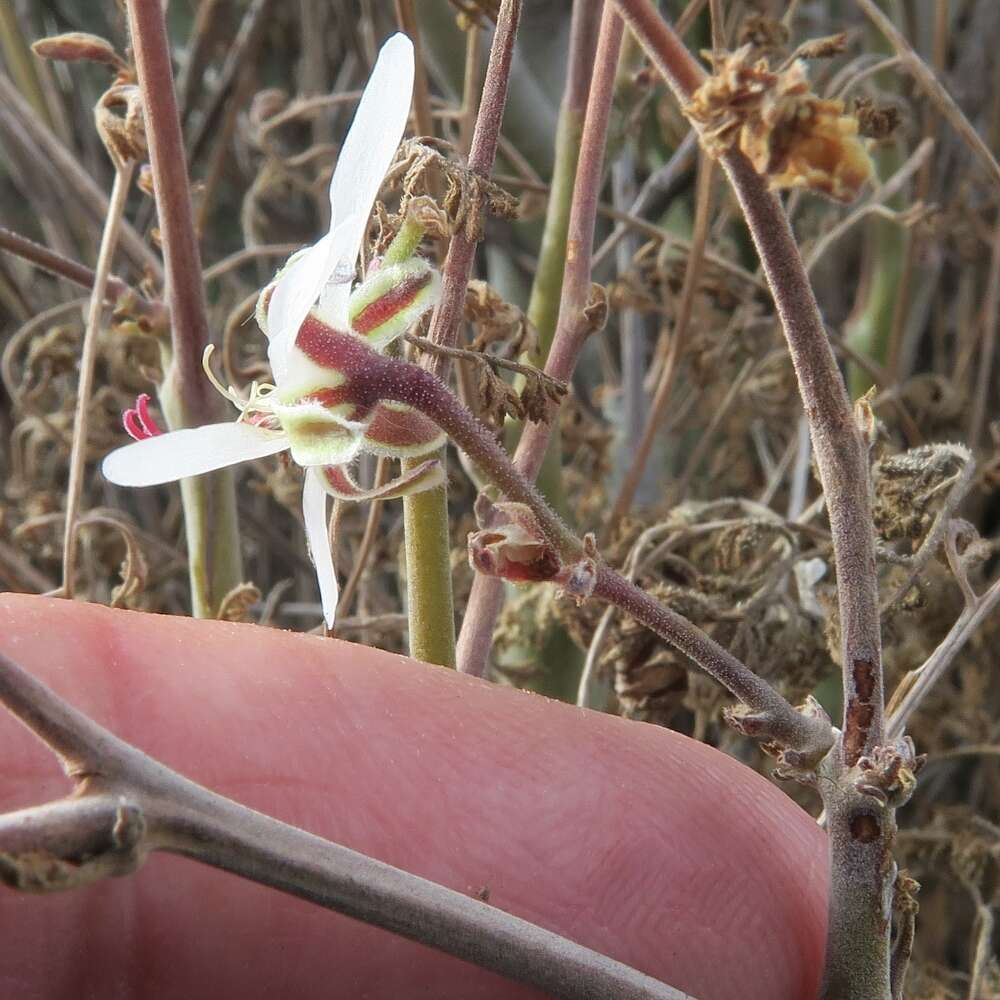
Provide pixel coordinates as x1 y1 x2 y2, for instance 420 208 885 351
519 109 582 511
401 0 521 666
401 469 456 668
0 3 52 128
845 145 903 397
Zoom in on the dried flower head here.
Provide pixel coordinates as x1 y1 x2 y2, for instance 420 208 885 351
685 45 874 202
96 84 146 167
386 139 519 242
468 498 596 601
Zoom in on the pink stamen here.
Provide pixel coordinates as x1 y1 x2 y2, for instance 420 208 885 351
122 393 163 441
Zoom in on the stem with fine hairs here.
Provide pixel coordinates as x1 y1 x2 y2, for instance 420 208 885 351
456 3 620 678
610 2 892 996
127 0 243 618
356 349 833 760
62 163 135 597
401 0 521 668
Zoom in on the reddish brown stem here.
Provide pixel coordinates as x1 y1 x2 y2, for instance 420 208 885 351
127 0 217 426
612 3 890 996
126 0 243 617
0 225 166 330
357 349 830 758
423 0 521 363
456 5 621 677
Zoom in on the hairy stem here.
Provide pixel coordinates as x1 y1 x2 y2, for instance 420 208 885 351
364 350 830 757
457 4 620 677
0 651 692 1000
402 0 521 668
609 3 889 996
127 0 243 618
62 163 135 598
593 566 833 754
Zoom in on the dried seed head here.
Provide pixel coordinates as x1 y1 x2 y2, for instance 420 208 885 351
685 46 874 202
386 139 519 243
738 14 790 54
853 97 903 140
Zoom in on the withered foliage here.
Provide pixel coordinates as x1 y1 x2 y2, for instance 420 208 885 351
686 43 874 202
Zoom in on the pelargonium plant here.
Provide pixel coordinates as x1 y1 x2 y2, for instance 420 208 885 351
1 3 998 1000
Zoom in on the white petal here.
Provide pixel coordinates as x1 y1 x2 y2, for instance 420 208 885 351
303 466 339 628
266 219 355 380
102 423 288 487
328 33 414 275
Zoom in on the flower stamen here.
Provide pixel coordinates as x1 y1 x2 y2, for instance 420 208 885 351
202 345 279 425
122 393 163 441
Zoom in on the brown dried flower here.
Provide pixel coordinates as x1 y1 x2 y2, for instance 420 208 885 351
685 46 874 202
468 498 596 600
96 84 147 167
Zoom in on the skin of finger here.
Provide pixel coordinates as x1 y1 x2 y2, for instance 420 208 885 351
0 595 828 1000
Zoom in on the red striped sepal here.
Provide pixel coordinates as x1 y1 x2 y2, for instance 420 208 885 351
321 458 443 501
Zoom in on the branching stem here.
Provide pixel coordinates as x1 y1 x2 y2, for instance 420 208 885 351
401 0 521 668
609 3 891 996
456 3 619 676
0 651 692 1000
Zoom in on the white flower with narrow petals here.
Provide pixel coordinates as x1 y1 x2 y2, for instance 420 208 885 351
102 33 445 629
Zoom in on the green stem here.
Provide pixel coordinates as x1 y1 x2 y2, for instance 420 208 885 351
520 36 594 507
0 2 52 128
402 460 456 668
402 0 522 666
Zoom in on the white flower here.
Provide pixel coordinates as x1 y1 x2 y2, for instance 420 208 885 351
102 33 444 628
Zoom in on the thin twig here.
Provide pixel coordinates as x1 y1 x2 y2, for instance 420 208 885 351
855 0 1000 189
456 5 620 677
0 71 161 280
0 226 166 331
880 446 975 615
0 651 692 1000
336 457 389 619
886 574 1000 742
62 163 136 598
403 0 522 668
610 152 714 526
185 0 275 162
968 214 1000 446
394 0 435 141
